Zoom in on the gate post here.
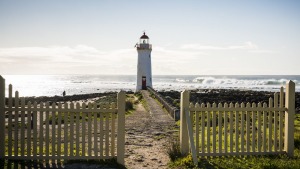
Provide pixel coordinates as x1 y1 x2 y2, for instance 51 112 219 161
117 91 125 165
180 90 190 155
285 80 295 157
0 76 5 159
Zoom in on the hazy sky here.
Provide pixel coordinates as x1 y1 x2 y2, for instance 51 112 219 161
0 0 299 75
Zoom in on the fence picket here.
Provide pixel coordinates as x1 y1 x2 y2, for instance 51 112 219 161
20 98 26 157
263 103 267 152
257 103 262 152
218 103 222 153
88 103 92 157
212 103 216 153
105 103 110 157
33 102 38 158
201 103 205 153
52 102 56 159
189 103 194 143
82 103 86 157
39 102 44 158
45 102 50 158
27 102 32 157
279 87 284 151
246 102 250 153
70 102 75 157
235 103 239 153
64 102 68 157
224 103 228 153
94 103 98 157
14 91 19 157
57 103 62 158
195 103 199 155
269 98 273 152
241 103 245 153
229 103 233 153
207 103 211 154
274 93 278 152
111 103 116 157
0 77 3 159
8 84 13 157
100 104 104 157
252 103 256 152
75 103 80 157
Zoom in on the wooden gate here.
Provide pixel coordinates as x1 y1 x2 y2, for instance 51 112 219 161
0 76 125 165
180 81 295 165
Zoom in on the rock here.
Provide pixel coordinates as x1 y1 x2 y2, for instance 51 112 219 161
153 132 164 136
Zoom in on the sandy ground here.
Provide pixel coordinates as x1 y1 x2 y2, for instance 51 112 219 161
124 90 177 169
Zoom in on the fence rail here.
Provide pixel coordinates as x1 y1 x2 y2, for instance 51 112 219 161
147 87 179 120
0 75 125 165
180 81 295 165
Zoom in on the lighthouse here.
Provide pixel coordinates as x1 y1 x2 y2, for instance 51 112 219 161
136 32 152 92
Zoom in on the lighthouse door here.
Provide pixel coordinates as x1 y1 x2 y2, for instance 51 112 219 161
142 76 146 90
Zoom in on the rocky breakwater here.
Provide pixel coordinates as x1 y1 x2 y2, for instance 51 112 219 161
158 89 300 114
5 91 134 105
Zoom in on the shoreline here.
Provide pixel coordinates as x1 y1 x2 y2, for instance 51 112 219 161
9 91 133 105
158 89 300 114
6 88 299 113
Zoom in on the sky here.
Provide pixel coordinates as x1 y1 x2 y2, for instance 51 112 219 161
0 0 299 75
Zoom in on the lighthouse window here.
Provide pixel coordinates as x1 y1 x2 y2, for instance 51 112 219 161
149 54 151 58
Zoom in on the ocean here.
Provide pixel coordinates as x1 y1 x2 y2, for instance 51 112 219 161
2 75 300 97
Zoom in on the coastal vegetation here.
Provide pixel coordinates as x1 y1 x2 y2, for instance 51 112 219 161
158 89 300 114
3 90 300 168
168 113 300 169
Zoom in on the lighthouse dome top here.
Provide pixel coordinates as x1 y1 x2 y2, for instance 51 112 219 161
140 32 149 39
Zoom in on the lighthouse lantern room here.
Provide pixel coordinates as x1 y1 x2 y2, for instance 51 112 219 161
136 32 152 92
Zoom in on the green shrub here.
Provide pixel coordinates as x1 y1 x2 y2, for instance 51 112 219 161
125 100 134 111
166 138 182 161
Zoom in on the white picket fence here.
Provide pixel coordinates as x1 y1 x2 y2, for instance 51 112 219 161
0 76 125 165
180 81 295 165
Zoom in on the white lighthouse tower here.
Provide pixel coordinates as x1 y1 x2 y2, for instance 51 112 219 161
136 32 152 92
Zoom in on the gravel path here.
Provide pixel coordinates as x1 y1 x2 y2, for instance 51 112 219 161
124 90 178 169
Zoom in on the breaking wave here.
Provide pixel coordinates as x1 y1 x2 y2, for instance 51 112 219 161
186 77 297 86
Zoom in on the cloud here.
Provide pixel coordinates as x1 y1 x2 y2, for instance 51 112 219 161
249 49 276 54
0 45 104 63
181 41 258 50
0 45 137 74
0 43 279 75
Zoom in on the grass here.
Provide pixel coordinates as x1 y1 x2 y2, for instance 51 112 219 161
1 158 125 169
166 138 182 162
44 94 137 124
168 113 300 169
65 158 125 169
125 94 137 115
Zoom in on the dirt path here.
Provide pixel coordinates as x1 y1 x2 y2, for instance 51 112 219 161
124 90 178 169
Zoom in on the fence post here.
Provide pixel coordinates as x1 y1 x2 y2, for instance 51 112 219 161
0 76 5 159
180 90 190 155
117 91 125 165
284 80 295 157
